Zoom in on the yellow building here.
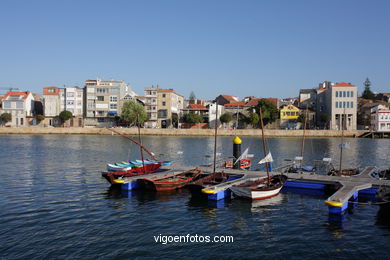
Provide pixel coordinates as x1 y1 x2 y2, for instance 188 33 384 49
280 105 300 120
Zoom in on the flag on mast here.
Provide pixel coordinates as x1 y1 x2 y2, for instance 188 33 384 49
258 151 274 164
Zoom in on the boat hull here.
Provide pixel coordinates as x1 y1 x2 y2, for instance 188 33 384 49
138 168 202 192
230 185 283 200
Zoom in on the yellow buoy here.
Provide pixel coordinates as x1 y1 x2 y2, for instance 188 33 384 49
233 136 242 144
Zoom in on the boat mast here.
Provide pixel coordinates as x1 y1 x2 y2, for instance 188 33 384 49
259 107 270 185
109 128 157 161
300 105 308 167
339 108 345 173
137 113 146 173
213 103 219 174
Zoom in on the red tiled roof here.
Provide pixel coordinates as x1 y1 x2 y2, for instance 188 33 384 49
3 91 31 100
224 101 246 108
333 82 355 87
245 98 261 107
220 94 238 102
189 104 207 109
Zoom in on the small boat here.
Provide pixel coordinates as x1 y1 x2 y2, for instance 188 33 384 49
327 168 359 176
102 162 165 185
187 172 242 197
371 168 390 180
287 165 316 173
230 175 287 200
230 107 287 200
138 168 202 191
223 158 251 169
107 160 170 172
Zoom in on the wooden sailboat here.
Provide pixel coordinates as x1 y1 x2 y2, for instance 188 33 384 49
137 168 202 191
102 115 170 185
230 107 287 200
328 109 359 176
187 103 243 197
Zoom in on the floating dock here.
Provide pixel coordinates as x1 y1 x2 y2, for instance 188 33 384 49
116 165 390 215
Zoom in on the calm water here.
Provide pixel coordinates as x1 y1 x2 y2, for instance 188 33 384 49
0 135 389 259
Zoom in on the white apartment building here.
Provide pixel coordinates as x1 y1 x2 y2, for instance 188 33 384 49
60 87 84 117
330 83 358 130
316 82 357 130
371 105 390 132
2 91 34 127
84 79 136 127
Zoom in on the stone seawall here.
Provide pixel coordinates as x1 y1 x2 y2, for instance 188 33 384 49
0 127 366 137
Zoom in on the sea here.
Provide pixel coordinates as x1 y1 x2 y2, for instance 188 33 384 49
0 135 389 259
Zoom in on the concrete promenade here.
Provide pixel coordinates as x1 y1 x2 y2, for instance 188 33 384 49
0 127 366 137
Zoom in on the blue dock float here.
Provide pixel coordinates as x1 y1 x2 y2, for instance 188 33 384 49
121 181 140 190
284 181 325 190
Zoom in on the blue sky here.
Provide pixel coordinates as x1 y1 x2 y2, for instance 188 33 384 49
0 0 389 100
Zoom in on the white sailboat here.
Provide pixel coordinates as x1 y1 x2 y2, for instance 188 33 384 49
230 107 287 200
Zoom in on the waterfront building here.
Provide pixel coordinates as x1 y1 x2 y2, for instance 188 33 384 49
157 88 184 128
371 105 390 132
208 103 224 129
357 98 388 130
299 89 317 109
1 91 34 127
280 104 300 129
84 79 135 127
143 87 184 128
316 82 358 130
215 94 239 106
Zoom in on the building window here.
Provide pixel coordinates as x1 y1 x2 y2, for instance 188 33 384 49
162 101 166 106
351 91 354 97
336 91 339 97
87 102 95 108
67 100 74 105
110 104 117 109
109 88 119 94
347 91 350 97
97 118 105 122
350 102 353 108
162 94 166 98
336 102 339 108
67 92 74 97
158 109 168 118
97 96 104 101
343 101 346 108
346 102 350 108
21 118 24 125
110 96 118 102
97 88 106 94
48 88 55 93
77 93 82 98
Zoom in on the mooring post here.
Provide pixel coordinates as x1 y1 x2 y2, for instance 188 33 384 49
233 136 242 169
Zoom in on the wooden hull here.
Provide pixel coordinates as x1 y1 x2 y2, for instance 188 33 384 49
230 185 283 200
138 168 202 191
187 172 231 197
230 175 287 200
328 168 359 176
102 162 163 185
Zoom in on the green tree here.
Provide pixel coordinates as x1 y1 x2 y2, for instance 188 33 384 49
36 114 45 123
297 114 306 123
172 113 179 128
189 91 196 105
59 110 73 125
361 86 375 100
182 112 204 124
0 113 12 126
248 113 259 127
121 100 148 126
320 113 330 129
254 99 279 125
219 113 233 124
